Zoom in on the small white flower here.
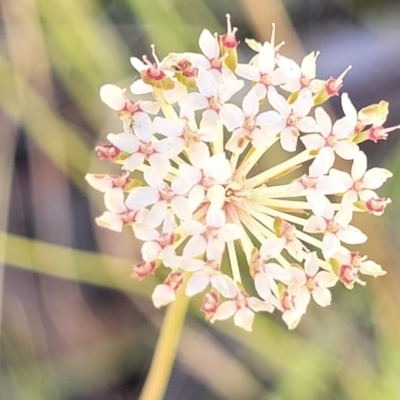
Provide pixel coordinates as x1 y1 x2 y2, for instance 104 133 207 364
89 19 394 332
267 87 319 152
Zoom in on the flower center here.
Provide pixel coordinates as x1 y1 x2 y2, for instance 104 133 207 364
139 142 155 155
287 114 297 126
327 219 340 233
306 276 318 291
244 116 256 131
300 175 318 189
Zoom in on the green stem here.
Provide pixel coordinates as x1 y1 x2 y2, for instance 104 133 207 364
139 281 190 400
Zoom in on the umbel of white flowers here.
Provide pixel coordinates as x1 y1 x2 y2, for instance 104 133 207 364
87 15 398 330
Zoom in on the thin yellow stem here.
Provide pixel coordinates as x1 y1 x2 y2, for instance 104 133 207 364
139 278 190 400
245 150 314 189
212 121 224 154
227 240 241 284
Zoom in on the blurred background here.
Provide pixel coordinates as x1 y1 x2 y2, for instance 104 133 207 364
1 0 400 399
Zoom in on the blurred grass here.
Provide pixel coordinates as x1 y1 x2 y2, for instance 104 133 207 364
1 0 400 399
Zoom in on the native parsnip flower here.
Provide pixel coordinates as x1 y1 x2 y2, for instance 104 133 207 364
87 15 396 331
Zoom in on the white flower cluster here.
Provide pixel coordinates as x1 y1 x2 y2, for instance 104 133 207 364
87 16 398 330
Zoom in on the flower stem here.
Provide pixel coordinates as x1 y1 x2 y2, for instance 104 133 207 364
139 281 190 400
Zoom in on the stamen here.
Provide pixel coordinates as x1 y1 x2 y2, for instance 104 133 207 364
150 44 160 65
226 13 232 34
271 23 276 48
227 241 242 284
245 149 315 189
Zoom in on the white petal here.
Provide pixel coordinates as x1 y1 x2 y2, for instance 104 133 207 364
322 232 341 259
142 241 162 262
248 297 274 313
189 185 205 209
149 154 171 178
123 153 145 172
218 224 242 241
171 196 193 220
329 169 353 189
197 67 217 97
186 272 210 297
301 52 318 78
234 308 255 331
130 79 153 95
304 216 327 233
207 185 226 208
282 309 303 330
183 235 207 258
337 227 367 244
351 151 367 181
242 89 259 116
163 82 186 104
308 148 330 176
316 271 338 288
218 80 244 103
255 273 272 300
130 57 147 72
133 112 154 142
235 64 260 81
107 133 138 153
306 189 328 216
293 89 313 117
300 134 325 150
100 84 126 111
312 147 335 174
316 176 347 194
304 252 319 276
260 238 285 259
126 187 159 208
182 220 205 235
315 107 332 137
187 142 210 169
287 239 304 261
211 301 237 322
146 201 167 228
180 164 202 185
178 257 204 272
251 128 270 149
171 176 192 196
143 169 164 188
341 93 358 122
363 168 392 189
211 275 238 298
85 174 112 193
104 188 126 213
133 223 159 241
280 127 298 152
153 117 183 137
204 154 232 183
334 141 359 160
332 117 355 139
264 263 292 282
152 284 175 308
259 42 275 73
206 205 226 228
95 212 123 232
179 93 208 115
267 86 290 116
199 29 218 59
312 287 332 307
140 101 160 115
294 287 311 312
256 110 282 126
161 246 176 267
298 116 319 133
220 104 244 132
